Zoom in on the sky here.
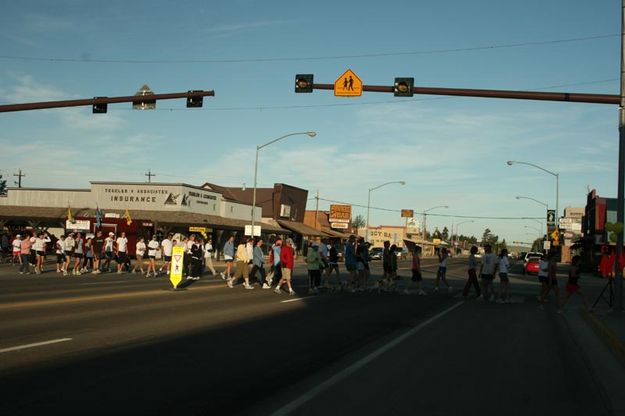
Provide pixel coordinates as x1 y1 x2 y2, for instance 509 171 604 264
0 0 621 245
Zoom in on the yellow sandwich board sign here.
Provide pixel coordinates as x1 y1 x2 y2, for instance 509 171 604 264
334 69 362 97
170 246 185 289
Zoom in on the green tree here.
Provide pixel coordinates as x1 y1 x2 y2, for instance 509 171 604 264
351 214 366 229
432 227 442 239
0 174 6 195
442 226 449 241
481 228 499 246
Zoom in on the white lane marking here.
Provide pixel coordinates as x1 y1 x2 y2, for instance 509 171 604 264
0 338 73 354
280 296 315 304
271 300 464 416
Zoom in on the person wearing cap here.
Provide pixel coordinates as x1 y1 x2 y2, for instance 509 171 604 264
275 238 296 295
102 232 115 273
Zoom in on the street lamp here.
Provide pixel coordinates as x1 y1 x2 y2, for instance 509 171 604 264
365 180 406 242
453 219 474 251
422 205 449 241
515 195 549 209
251 131 316 236
508 161 559 227
527 218 544 237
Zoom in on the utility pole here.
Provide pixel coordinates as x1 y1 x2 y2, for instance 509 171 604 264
13 169 25 187
315 190 320 231
145 170 156 183
615 0 625 312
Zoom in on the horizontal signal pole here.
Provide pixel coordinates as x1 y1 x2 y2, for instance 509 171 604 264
0 90 215 113
311 83 619 105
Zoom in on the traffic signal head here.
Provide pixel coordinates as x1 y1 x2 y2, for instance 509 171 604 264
92 97 107 114
295 74 314 93
394 78 414 97
186 90 204 108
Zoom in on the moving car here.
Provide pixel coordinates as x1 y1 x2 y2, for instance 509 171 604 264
524 257 540 274
369 247 384 260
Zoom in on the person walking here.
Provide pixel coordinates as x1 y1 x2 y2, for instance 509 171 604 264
463 246 482 298
306 243 321 294
559 255 590 312
221 235 235 279
102 232 115 273
434 247 452 292
203 237 217 276
91 230 105 274
187 238 203 281
62 233 75 276
539 251 560 308
404 245 427 295
146 235 160 277
55 235 66 273
159 233 174 276
133 237 146 274
275 238 296 295
496 249 511 303
115 232 129 274
33 231 51 274
325 240 341 289
250 238 270 289
72 233 84 275
537 253 549 301
228 239 254 289
344 235 359 292
11 234 22 266
478 244 496 301
19 234 32 275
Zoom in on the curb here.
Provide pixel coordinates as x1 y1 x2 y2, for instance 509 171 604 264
580 308 625 367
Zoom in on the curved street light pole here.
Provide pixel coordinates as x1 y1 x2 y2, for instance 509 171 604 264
515 195 549 209
508 161 559 228
365 180 405 242
422 205 449 241
453 219 474 252
251 132 316 237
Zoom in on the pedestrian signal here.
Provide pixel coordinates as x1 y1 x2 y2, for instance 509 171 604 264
186 90 204 108
295 74 314 93
92 97 107 114
394 78 414 97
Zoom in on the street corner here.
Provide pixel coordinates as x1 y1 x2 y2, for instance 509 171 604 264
580 308 625 368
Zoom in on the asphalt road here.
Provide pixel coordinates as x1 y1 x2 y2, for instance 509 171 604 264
0 257 614 415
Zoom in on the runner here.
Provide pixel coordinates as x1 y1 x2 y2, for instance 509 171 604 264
275 238 296 295
496 248 511 303
62 233 75 276
91 230 105 274
146 235 160 277
102 232 115 273
11 234 22 266
72 233 84 275
559 255 589 312
82 236 94 273
462 246 481 299
32 231 51 274
434 247 453 292
133 237 147 274
404 245 426 295
55 235 66 273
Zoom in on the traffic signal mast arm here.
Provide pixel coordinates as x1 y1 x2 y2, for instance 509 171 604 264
309 83 619 105
0 90 215 113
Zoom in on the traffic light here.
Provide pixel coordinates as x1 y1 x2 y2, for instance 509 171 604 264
186 90 204 108
394 77 414 97
92 97 107 114
295 74 314 93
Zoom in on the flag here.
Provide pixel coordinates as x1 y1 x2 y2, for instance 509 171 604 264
123 209 132 226
95 207 103 228
67 206 74 223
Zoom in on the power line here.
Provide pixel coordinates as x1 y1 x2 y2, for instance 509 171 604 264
0 34 616 65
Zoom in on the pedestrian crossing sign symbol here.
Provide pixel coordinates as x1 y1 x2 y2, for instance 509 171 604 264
334 69 362 97
170 246 184 289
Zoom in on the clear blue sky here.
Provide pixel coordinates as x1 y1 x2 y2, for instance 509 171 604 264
0 0 620 245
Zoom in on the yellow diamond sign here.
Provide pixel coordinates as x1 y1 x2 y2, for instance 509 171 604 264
334 69 362 97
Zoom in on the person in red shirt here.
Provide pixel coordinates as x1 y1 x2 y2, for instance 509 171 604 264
19 235 32 275
275 238 296 295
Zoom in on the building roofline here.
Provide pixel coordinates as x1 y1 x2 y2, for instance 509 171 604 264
6 187 90 192
90 181 222 194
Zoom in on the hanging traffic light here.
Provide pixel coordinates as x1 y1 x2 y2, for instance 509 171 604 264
295 74 314 93
92 97 107 114
186 90 204 108
394 78 414 97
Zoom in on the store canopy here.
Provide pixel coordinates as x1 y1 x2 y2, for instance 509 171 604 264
277 219 325 237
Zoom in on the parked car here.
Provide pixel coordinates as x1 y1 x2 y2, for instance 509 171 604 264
523 252 542 264
369 247 384 260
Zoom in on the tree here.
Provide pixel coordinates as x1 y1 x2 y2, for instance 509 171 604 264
442 226 449 241
351 214 366 229
432 227 442 239
481 228 499 246
0 174 6 195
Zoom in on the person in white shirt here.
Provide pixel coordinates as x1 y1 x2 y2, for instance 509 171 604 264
159 233 174 275
102 232 115 273
133 237 147 274
12 234 22 265
55 235 65 273
63 233 75 276
33 232 51 274
478 244 497 301
146 235 160 277
116 232 129 274
72 233 84 275
204 238 217 276
434 247 452 293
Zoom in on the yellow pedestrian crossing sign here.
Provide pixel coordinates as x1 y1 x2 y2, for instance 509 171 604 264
334 69 362 97
170 246 185 289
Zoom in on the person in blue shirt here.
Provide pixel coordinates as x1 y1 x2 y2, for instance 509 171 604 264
220 235 235 279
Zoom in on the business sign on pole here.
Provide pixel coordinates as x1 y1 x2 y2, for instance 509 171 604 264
245 225 261 237
170 246 185 289
330 204 351 229
334 69 363 97
330 222 349 229
401 209 414 218
547 209 556 232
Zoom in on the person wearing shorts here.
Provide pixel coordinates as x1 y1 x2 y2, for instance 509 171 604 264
539 251 560 307
325 241 341 288
404 246 426 295
133 237 147 274
91 231 105 274
12 234 22 266
115 232 128 274
63 233 75 276
463 246 481 298
146 235 160 277
275 238 296 295
55 235 66 273
559 255 589 312
221 235 235 279
434 247 452 293
72 233 84 275
478 244 496 301
102 232 115 273
159 233 173 275
33 232 51 274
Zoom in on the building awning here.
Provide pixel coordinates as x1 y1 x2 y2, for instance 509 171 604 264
321 227 352 239
277 219 325 237
0 206 287 233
